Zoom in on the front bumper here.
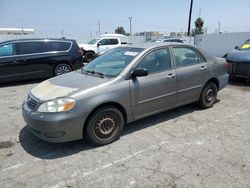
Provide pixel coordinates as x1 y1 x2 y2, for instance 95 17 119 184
22 102 86 143
228 62 250 78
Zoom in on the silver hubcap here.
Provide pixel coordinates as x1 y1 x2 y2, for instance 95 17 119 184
57 65 70 75
205 89 214 102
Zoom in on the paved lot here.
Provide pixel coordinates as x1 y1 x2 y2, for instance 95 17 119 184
0 79 250 188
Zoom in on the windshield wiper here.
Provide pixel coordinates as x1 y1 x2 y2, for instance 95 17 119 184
84 70 104 78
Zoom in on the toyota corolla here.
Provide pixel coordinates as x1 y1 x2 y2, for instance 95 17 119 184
22 43 229 146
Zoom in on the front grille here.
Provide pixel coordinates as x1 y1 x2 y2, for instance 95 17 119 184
27 94 39 110
233 63 250 76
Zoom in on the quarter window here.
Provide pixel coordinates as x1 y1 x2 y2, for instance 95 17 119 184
172 47 201 67
51 42 71 51
0 44 15 56
136 48 171 74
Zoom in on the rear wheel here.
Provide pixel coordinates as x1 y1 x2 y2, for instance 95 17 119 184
199 82 218 109
54 64 72 76
85 51 95 62
84 107 124 146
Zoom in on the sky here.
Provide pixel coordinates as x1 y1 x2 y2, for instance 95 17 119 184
0 0 249 37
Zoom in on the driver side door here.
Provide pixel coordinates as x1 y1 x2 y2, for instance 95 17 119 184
129 48 177 119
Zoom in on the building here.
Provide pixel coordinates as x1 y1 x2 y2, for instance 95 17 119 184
0 28 34 35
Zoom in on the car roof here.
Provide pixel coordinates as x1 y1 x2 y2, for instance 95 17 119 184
123 42 192 49
0 38 76 44
122 42 214 60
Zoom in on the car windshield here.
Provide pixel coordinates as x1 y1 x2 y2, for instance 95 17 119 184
82 47 143 77
240 39 250 50
88 39 99 44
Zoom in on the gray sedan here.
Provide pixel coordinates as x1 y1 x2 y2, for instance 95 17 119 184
22 43 229 146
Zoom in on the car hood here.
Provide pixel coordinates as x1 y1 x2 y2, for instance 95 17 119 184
31 71 109 101
226 49 250 63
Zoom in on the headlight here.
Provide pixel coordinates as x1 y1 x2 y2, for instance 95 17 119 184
37 98 76 113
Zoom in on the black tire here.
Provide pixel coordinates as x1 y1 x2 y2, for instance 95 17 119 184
54 64 72 76
85 51 95 62
198 82 218 109
84 107 124 146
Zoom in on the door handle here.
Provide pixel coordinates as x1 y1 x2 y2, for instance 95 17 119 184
166 73 176 79
12 59 19 64
200 66 207 71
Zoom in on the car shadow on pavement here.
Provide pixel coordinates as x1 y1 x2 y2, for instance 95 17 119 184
229 77 250 86
19 126 95 159
19 102 208 160
122 102 211 136
0 78 46 88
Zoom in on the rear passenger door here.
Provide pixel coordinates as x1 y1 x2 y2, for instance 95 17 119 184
172 46 208 105
16 41 54 79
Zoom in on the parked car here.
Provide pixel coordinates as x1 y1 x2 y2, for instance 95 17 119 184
22 43 229 146
0 38 83 83
226 39 250 79
79 34 127 62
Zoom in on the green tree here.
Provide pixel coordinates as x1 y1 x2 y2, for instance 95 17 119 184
194 17 204 35
115 26 127 35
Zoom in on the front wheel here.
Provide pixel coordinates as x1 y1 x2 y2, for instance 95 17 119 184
84 51 95 62
84 107 124 146
198 82 218 109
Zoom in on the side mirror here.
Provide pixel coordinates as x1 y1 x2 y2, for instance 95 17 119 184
97 43 101 47
131 68 148 78
235 46 239 49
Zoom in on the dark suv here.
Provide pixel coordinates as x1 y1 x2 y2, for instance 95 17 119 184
0 38 83 83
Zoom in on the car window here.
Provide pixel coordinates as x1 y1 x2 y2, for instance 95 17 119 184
88 38 99 44
83 47 143 77
172 47 200 67
16 42 53 55
136 48 171 74
0 43 15 56
109 39 118 45
51 42 71 51
99 39 110 45
240 39 250 50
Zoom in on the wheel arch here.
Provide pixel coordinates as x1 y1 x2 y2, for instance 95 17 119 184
205 78 219 89
83 102 128 133
84 50 95 55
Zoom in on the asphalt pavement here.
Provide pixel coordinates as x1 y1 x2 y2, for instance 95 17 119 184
0 79 250 188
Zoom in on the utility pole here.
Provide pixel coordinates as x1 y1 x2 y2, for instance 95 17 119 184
187 0 193 36
218 21 221 34
98 20 101 36
129 17 132 36
199 8 201 18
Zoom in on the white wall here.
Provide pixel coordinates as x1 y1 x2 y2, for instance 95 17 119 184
195 32 250 57
0 34 146 45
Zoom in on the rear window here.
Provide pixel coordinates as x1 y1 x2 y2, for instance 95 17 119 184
51 42 71 51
